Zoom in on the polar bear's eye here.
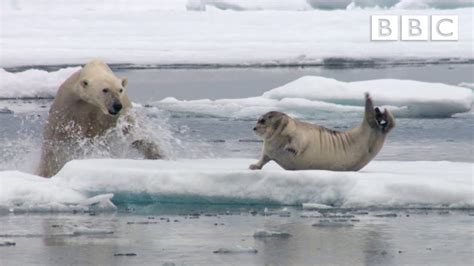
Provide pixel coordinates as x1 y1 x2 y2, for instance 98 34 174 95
102 88 109 93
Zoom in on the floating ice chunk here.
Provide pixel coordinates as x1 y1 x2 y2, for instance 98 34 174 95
0 240 16 247
253 230 291 238
0 67 80 99
263 207 291 216
312 220 354 227
79 193 113 206
213 246 258 254
0 171 86 210
73 227 114 236
0 171 117 213
302 203 333 210
263 77 473 118
156 77 472 118
79 193 117 212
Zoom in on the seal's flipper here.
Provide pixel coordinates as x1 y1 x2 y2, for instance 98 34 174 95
373 107 395 133
364 93 395 133
375 107 387 127
364 93 378 128
382 108 395 133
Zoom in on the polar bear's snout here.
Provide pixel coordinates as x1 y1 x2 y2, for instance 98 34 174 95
109 101 123 115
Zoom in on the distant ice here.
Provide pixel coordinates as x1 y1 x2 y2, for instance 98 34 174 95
187 0 311 11
3 69 470 118
0 68 79 99
1 1 472 68
302 203 333 210
156 76 473 118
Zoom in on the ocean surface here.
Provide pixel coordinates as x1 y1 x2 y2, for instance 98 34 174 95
0 63 473 265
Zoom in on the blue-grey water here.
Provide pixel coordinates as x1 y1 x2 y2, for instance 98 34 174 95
0 64 473 265
1 209 473 266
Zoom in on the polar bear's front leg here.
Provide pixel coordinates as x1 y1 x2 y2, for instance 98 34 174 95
132 139 164 159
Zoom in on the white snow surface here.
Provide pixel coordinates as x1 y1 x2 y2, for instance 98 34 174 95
157 76 473 118
1 159 472 211
189 0 474 10
1 1 472 67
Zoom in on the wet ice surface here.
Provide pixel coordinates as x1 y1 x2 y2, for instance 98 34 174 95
0 209 473 265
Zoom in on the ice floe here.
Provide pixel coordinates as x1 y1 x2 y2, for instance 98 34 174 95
0 171 116 213
156 77 473 118
1 69 471 118
0 68 80 99
1 158 471 212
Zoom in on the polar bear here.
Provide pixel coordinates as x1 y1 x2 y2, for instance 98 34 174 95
36 60 163 177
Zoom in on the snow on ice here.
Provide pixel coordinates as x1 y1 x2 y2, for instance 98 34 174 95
1 1 472 67
0 159 472 212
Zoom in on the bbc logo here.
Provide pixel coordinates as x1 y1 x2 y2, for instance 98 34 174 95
371 15 458 41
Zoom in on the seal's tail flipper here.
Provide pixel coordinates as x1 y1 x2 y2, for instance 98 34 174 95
364 93 395 133
381 108 395 133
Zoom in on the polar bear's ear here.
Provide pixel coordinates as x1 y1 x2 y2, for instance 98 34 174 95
81 79 89 88
121 78 128 87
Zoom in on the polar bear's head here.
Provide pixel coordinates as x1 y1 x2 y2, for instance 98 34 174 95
77 77 128 116
75 60 128 116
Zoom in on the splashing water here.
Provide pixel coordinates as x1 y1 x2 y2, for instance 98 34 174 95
0 102 201 174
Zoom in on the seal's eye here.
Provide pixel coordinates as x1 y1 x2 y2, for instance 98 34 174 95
268 115 273 119
102 88 109 93
258 118 265 124
119 88 123 93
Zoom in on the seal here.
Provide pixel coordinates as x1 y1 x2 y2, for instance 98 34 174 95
249 93 395 171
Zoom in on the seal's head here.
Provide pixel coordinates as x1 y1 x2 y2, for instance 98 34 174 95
253 111 289 139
